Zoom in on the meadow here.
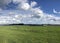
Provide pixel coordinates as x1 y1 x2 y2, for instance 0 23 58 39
0 25 60 43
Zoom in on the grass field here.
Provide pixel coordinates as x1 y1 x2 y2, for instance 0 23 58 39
0 25 60 43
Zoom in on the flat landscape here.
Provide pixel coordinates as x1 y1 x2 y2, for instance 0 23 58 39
0 25 60 43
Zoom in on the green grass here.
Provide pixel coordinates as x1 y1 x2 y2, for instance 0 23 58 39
0 25 60 43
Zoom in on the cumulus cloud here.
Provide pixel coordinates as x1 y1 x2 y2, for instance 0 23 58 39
13 0 27 3
30 7 44 18
31 1 37 7
53 9 60 14
0 15 22 24
21 3 30 10
0 0 60 24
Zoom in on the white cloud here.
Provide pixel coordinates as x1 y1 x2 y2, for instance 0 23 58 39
8 12 15 15
0 10 60 24
33 8 43 14
13 0 27 3
53 9 60 14
0 0 60 24
30 7 44 18
0 15 22 24
21 3 30 10
53 9 57 13
31 1 37 7
15 14 22 18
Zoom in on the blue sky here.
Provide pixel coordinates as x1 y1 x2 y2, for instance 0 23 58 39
29 0 60 16
0 0 60 24
33 0 60 11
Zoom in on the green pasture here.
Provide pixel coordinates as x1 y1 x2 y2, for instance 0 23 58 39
0 25 60 43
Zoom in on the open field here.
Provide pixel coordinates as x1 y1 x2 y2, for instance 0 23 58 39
0 25 60 43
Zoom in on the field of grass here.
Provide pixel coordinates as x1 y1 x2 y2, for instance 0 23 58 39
0 25 60 43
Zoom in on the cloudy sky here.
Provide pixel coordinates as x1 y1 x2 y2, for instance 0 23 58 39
0 0 60 24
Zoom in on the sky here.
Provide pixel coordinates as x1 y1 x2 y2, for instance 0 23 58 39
0 0 60 24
